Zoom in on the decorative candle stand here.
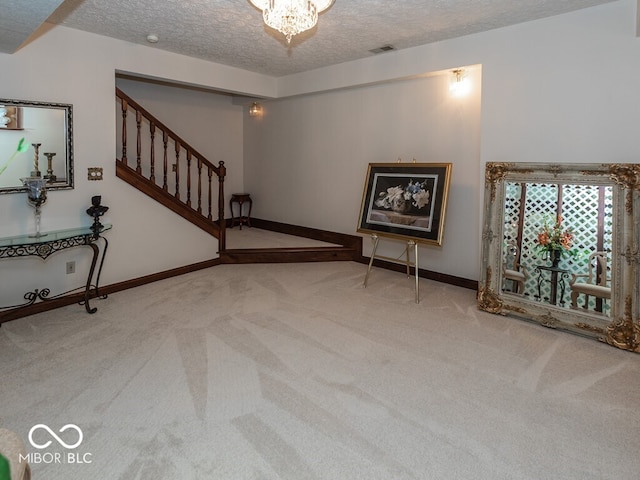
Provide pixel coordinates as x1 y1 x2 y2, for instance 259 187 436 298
86 195 109 233
31 143 42 177
21 177 48 238
43 152 57 182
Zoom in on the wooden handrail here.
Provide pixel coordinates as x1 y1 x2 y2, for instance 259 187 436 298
116 88 223 177
115 87 226 248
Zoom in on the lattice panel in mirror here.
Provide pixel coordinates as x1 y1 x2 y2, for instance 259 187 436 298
503 182 613 314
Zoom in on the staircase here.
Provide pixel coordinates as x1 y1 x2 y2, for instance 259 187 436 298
115 87 363 265
115 87 226 250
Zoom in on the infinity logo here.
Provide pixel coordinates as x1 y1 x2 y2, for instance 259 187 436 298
28 424 83 450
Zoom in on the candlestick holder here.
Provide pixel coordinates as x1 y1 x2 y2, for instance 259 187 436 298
31 143 42 177
44 152 57 182
86 195 109 233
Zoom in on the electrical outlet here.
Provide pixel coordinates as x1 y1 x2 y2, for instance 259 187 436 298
66 261 75 274
88 167 103 181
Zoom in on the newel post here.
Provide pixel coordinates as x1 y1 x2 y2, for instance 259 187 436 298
217 161 226 251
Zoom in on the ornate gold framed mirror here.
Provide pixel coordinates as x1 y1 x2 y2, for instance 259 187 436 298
478 162 639 353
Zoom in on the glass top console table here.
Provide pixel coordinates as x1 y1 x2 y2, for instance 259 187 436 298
0 224 111 317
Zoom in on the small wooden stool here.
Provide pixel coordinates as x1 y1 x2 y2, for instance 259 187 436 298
230 193 252 229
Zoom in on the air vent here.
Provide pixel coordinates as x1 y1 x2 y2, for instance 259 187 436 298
369 45 396 54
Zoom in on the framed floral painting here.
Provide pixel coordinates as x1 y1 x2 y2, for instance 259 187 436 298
357 163 452 245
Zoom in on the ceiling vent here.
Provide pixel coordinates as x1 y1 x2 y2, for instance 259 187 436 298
369 45 396 54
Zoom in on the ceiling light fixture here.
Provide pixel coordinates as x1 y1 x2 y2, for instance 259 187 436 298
249 0 335 44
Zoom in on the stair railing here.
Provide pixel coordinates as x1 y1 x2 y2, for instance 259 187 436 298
115 87 226 250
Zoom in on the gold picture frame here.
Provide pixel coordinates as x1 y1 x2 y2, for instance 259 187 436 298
357 163 452 246
478 162 640 353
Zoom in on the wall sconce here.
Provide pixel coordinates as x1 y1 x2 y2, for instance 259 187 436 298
449 69 471 97
249 102 263 117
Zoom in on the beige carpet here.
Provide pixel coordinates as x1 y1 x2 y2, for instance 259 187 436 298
0 261 638 479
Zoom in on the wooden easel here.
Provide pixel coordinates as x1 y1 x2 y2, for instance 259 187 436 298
363 234 420 303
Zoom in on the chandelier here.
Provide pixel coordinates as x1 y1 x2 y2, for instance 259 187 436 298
249 0 335 44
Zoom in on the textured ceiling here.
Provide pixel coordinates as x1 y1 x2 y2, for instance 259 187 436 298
0 0 66 52
3 0 617 77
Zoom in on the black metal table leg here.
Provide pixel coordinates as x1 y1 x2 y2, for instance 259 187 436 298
94 236 109 299
83 243 100 314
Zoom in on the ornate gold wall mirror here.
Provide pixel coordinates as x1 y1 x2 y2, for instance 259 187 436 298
0 99 73 193
478 162 639 353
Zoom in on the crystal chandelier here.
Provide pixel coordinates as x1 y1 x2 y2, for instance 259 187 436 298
249 0 335 44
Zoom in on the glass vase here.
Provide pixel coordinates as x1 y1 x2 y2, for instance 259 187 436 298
21 177 48 238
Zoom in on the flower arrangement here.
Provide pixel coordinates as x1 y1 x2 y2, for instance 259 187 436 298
375 180 430 214
0 137 28 176
534 216 575 262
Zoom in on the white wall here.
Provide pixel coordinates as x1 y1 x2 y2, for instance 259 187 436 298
478 1 640 165
0 26 257 306
244 70 482 279
1 0 638 306
244 0 640 280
